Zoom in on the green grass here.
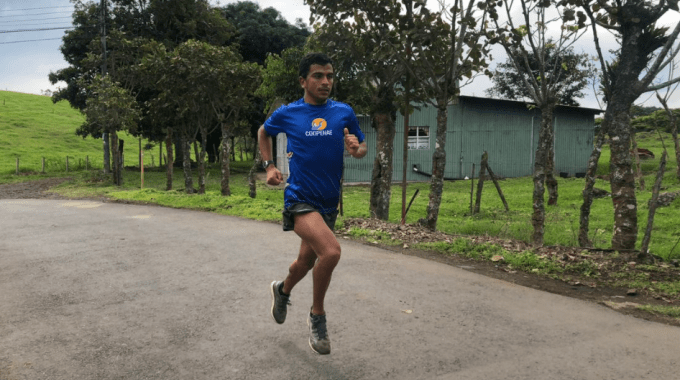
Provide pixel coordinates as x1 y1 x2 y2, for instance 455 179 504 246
0 90 163 179
3 90 680 261
636 305 680 320
414 239 565 274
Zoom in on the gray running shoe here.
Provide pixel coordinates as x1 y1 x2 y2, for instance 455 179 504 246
270 281 290 324
307 310 331 355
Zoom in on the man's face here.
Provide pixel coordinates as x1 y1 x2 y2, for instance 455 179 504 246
300 63 334 105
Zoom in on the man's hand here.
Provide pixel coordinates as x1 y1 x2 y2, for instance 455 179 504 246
344 128 360 155
266 165 283 186
344 128 367 158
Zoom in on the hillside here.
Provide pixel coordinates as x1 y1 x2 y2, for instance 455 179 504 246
0 91 154 177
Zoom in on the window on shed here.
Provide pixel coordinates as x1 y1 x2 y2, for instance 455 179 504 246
408 126 430 149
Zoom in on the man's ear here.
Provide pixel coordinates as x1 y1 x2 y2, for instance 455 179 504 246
299 76 305 88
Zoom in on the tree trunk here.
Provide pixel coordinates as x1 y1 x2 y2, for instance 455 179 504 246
165 128 174 191
473 153 487 215
110 131 120 186
231 136 236 162
631 132 645 191
182 134 194 194
674 121 680 182
197 127 207 195
103 132 110 174
579 128 607 247
221 123 232 196
419 99 449 230
640 150 667 256
248 149 261 199
369 112 396 220
609 103 637 250
546 138 558 206
532 107 554 246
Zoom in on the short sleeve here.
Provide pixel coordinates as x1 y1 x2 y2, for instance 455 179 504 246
346 108 365 144
263 105 286 137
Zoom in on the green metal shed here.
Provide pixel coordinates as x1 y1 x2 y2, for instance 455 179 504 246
340 95 601 183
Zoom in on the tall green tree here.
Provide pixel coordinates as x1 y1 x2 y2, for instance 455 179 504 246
563 0 680 250
488 0 592 246
220 1 310 65
81 75 141 185
142 40 260 195
487 45 593 107
400 0 494 230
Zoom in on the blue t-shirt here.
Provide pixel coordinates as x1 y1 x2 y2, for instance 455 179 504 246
264 98 365 214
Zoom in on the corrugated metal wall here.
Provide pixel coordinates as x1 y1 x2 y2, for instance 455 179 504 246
285 97 596 183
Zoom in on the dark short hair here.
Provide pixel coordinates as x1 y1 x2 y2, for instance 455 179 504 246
299 53 333 79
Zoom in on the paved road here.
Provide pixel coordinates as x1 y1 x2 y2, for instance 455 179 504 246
1 199 678 380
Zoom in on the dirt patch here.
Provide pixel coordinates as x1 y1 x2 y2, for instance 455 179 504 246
0 177 71 200
2 178 678 327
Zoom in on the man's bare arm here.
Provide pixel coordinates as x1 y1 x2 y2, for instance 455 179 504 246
257 125 283 185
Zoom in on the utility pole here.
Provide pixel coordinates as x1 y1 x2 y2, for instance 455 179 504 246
101 0 110 174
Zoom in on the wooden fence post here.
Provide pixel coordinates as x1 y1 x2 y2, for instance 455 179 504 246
66 157 69 172
16 157 19 175
42 157 45 174
485 161 510 211
469 163 475 214
474 152 488 214
86 156 89 171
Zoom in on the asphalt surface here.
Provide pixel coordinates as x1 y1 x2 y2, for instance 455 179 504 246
1 199 679 380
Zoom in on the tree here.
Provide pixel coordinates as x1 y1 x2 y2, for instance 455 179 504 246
308 0 494 229
565 0 680 250
81 75 140 185
143 40 260 195
51 0 236 172
488 0 592 246
406 0 494 230
487 45 593 107
220 1 310 65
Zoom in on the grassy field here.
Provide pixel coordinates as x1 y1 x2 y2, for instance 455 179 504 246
0 91 160 180
2 90 679 260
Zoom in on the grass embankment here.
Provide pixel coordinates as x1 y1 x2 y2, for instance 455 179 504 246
2 90 680 321
0 91 160 181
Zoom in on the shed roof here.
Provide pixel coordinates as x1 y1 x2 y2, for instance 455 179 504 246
458 95 603 115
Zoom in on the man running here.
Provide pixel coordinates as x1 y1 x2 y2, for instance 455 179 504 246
257 52 367 355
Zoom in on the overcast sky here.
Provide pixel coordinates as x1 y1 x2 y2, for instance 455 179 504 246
1 0 678 109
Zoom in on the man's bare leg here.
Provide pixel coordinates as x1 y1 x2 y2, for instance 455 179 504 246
289 211 341 316
281 239 316 295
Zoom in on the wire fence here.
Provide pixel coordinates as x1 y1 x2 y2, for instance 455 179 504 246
8 154 165 175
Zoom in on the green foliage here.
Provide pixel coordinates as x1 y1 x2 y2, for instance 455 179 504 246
255 46 306 110
79 75 141 137
487 45 595 107
220 1 310 65
631 108 680 132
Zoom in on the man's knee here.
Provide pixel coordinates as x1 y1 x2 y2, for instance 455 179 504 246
321 242 341 263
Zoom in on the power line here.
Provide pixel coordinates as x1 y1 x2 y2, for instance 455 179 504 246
0 16 73 23
0 27 73 34
0 37 63 45
0 6 74 12
0 11 74 19
0 21 76 28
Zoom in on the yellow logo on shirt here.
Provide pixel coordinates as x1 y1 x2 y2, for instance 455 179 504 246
312 118 328 131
